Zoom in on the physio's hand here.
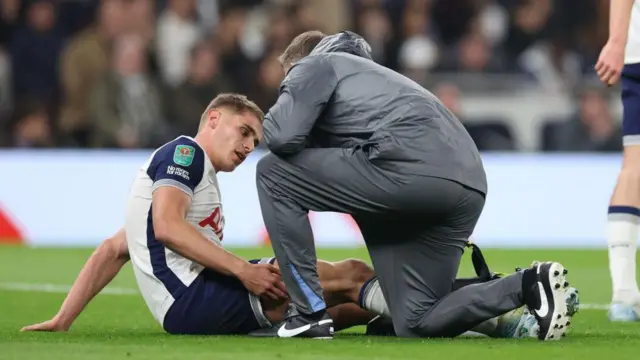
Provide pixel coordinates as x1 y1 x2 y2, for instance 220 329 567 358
238 263 288 301
21 318 69 332
596 40 626 86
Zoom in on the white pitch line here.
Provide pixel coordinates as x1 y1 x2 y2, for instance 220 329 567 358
0 282 138 295
578 303 609 310
0 282 613 310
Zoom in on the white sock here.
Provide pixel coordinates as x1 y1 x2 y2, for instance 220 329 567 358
607 209 640 304
359 277 391 317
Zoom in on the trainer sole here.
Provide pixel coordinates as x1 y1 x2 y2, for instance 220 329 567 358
538 262 572 341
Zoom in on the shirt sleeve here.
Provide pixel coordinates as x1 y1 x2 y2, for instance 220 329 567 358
263 56 338 155
146 141 205 199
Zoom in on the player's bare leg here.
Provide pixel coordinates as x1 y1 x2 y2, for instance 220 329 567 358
261 258 376 330
325 303 376 331
607 145 640 321
313 258 377 330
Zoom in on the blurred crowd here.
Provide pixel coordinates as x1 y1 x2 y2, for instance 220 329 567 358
0 0 622 151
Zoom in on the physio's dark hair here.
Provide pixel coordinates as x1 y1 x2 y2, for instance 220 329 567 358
279 30 327 67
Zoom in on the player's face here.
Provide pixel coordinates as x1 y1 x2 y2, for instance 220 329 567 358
209 110 263 172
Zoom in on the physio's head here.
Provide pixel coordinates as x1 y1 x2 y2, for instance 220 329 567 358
279 30 326 74
197 93 264 172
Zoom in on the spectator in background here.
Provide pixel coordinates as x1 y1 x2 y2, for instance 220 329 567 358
503 0 552 64
430 0 476 46
293 0 321 33
54 0 100 38
288 0 350 35
125 0 156 47
195 0 220 32
214 7 254 94
0 0 614 150
246 51 284 114
457 33 502 73
0 49 11 145
10 0 64 105
58 0 126 147
305 0 350 34
519 36 584 93
168 40 234 135
435 82 515 151
397 1 438 84
10 98 54 148
356 5 393 66
546 86 622 152
156 0 202 87
89 33 170 149
436 33 505 73
0 0 20 47
263 7 296 54
473 0 508 48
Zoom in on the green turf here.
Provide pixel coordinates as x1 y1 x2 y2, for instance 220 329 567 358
1 246 639 359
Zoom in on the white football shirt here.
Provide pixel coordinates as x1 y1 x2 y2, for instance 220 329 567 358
125 135 225 325
625 0 640 64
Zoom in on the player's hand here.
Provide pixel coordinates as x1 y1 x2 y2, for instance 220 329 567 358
595 40 625 86
20 318 69 332
237 263 288 301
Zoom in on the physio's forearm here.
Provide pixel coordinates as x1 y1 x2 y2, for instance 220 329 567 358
55 241 129 329
158 220 247 278
609 0 635 44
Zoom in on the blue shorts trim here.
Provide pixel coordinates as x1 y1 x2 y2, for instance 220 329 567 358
621 64 640 144
162 257 275 335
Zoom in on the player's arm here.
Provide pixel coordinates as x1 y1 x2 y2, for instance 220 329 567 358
151 187 250 277
608 0 635 46
263 57 338 155
596 0 635 85
21 228 130 332
149 150 287 300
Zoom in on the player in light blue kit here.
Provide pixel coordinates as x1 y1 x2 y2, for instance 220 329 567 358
596 0 640 322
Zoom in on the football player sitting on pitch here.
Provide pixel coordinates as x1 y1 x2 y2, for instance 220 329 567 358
21 94 576 338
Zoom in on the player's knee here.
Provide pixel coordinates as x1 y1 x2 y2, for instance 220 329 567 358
335 258 374 285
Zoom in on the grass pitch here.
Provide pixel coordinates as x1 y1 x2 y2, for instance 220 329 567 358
1 246 639 359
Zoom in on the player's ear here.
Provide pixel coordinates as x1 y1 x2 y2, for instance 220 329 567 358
207 109 221 129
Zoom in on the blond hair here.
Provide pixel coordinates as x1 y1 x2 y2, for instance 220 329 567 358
199 93 264 128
